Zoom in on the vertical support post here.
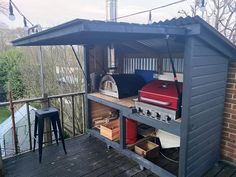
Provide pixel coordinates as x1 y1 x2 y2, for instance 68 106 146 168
179 37 193 177
39 46 45 96
47 98 50 107
72 95 75 136
81 95 85 134
84 45 92 130
8 91 18 154
0 144 3 177
119 112 126 149
60 97 64 132
39 46 51 145
26 102 32 150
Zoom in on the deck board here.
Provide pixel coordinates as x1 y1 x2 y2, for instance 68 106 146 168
2 134 236 177
215 165 236 177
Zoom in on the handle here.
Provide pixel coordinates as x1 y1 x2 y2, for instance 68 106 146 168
140 97 171 106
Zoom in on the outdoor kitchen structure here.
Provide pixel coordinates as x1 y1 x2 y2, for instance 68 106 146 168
12 16 236 177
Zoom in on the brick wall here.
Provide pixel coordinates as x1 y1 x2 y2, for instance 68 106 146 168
222 61 236 163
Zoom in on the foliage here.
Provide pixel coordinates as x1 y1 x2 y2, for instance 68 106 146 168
0 49 25 99
0 0 7 16
0 27 85 134
0 106 10 124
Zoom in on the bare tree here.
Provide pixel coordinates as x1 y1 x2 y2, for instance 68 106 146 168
178 0 200 17
179 0 236 44
0 0 7 15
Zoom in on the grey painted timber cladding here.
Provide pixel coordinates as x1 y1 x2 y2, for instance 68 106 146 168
180 37 228 177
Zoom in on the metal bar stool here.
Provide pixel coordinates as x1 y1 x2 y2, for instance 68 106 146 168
33 107 67 163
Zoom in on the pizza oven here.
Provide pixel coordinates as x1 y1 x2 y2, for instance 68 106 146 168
99 74 145 99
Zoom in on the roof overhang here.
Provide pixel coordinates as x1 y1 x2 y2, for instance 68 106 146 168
12 19 187 46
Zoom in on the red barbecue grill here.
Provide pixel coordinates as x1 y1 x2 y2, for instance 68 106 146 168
139 80 183 110
135 80 183 123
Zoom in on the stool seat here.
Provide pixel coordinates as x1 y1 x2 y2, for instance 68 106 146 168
36 107 58 117
33 107 67 163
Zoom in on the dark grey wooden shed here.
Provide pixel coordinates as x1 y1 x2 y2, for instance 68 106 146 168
12 16 236 177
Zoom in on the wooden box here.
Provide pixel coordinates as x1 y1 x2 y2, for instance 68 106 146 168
100 119 120 141
134 140 159 159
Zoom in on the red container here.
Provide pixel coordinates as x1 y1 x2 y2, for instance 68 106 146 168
139 80 183 110
126 118 137 145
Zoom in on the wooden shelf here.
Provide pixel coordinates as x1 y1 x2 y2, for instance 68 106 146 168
88 92 136 113
89 92 136 107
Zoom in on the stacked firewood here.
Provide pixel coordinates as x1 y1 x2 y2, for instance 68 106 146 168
91 102 118 129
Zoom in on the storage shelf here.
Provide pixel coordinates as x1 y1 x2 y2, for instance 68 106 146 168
88 93 180 176
88 92 181 136
88 129 176 177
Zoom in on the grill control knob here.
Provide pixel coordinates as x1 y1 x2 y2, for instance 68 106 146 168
166 116 171 122
156 113 161 119
138 107 143 113
147 110 151 116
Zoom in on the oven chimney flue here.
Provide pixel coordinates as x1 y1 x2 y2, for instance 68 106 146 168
106 0 117 74
107 44 116 74
106 0 117 22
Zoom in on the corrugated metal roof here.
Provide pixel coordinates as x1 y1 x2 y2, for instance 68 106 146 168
154 16 201 26
11 16 236 58
12 18 186 46
154 16 236 51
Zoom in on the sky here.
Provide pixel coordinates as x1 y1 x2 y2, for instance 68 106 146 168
0 0 197 29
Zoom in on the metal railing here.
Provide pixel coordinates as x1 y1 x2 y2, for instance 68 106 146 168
0 92 85 158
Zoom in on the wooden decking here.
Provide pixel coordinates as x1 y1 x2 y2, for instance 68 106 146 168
3 134 236 177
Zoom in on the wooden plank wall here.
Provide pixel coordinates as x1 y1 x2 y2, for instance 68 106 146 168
89 45 125 75
181 37 228 177
89 45 107 74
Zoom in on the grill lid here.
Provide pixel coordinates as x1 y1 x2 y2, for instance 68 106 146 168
139 80 183 110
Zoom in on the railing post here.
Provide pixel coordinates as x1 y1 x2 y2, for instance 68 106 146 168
26 102 32 150
81 95 85 134
60 97 64 133
72 95 75 136
9 91 18 155
0 144 4 177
